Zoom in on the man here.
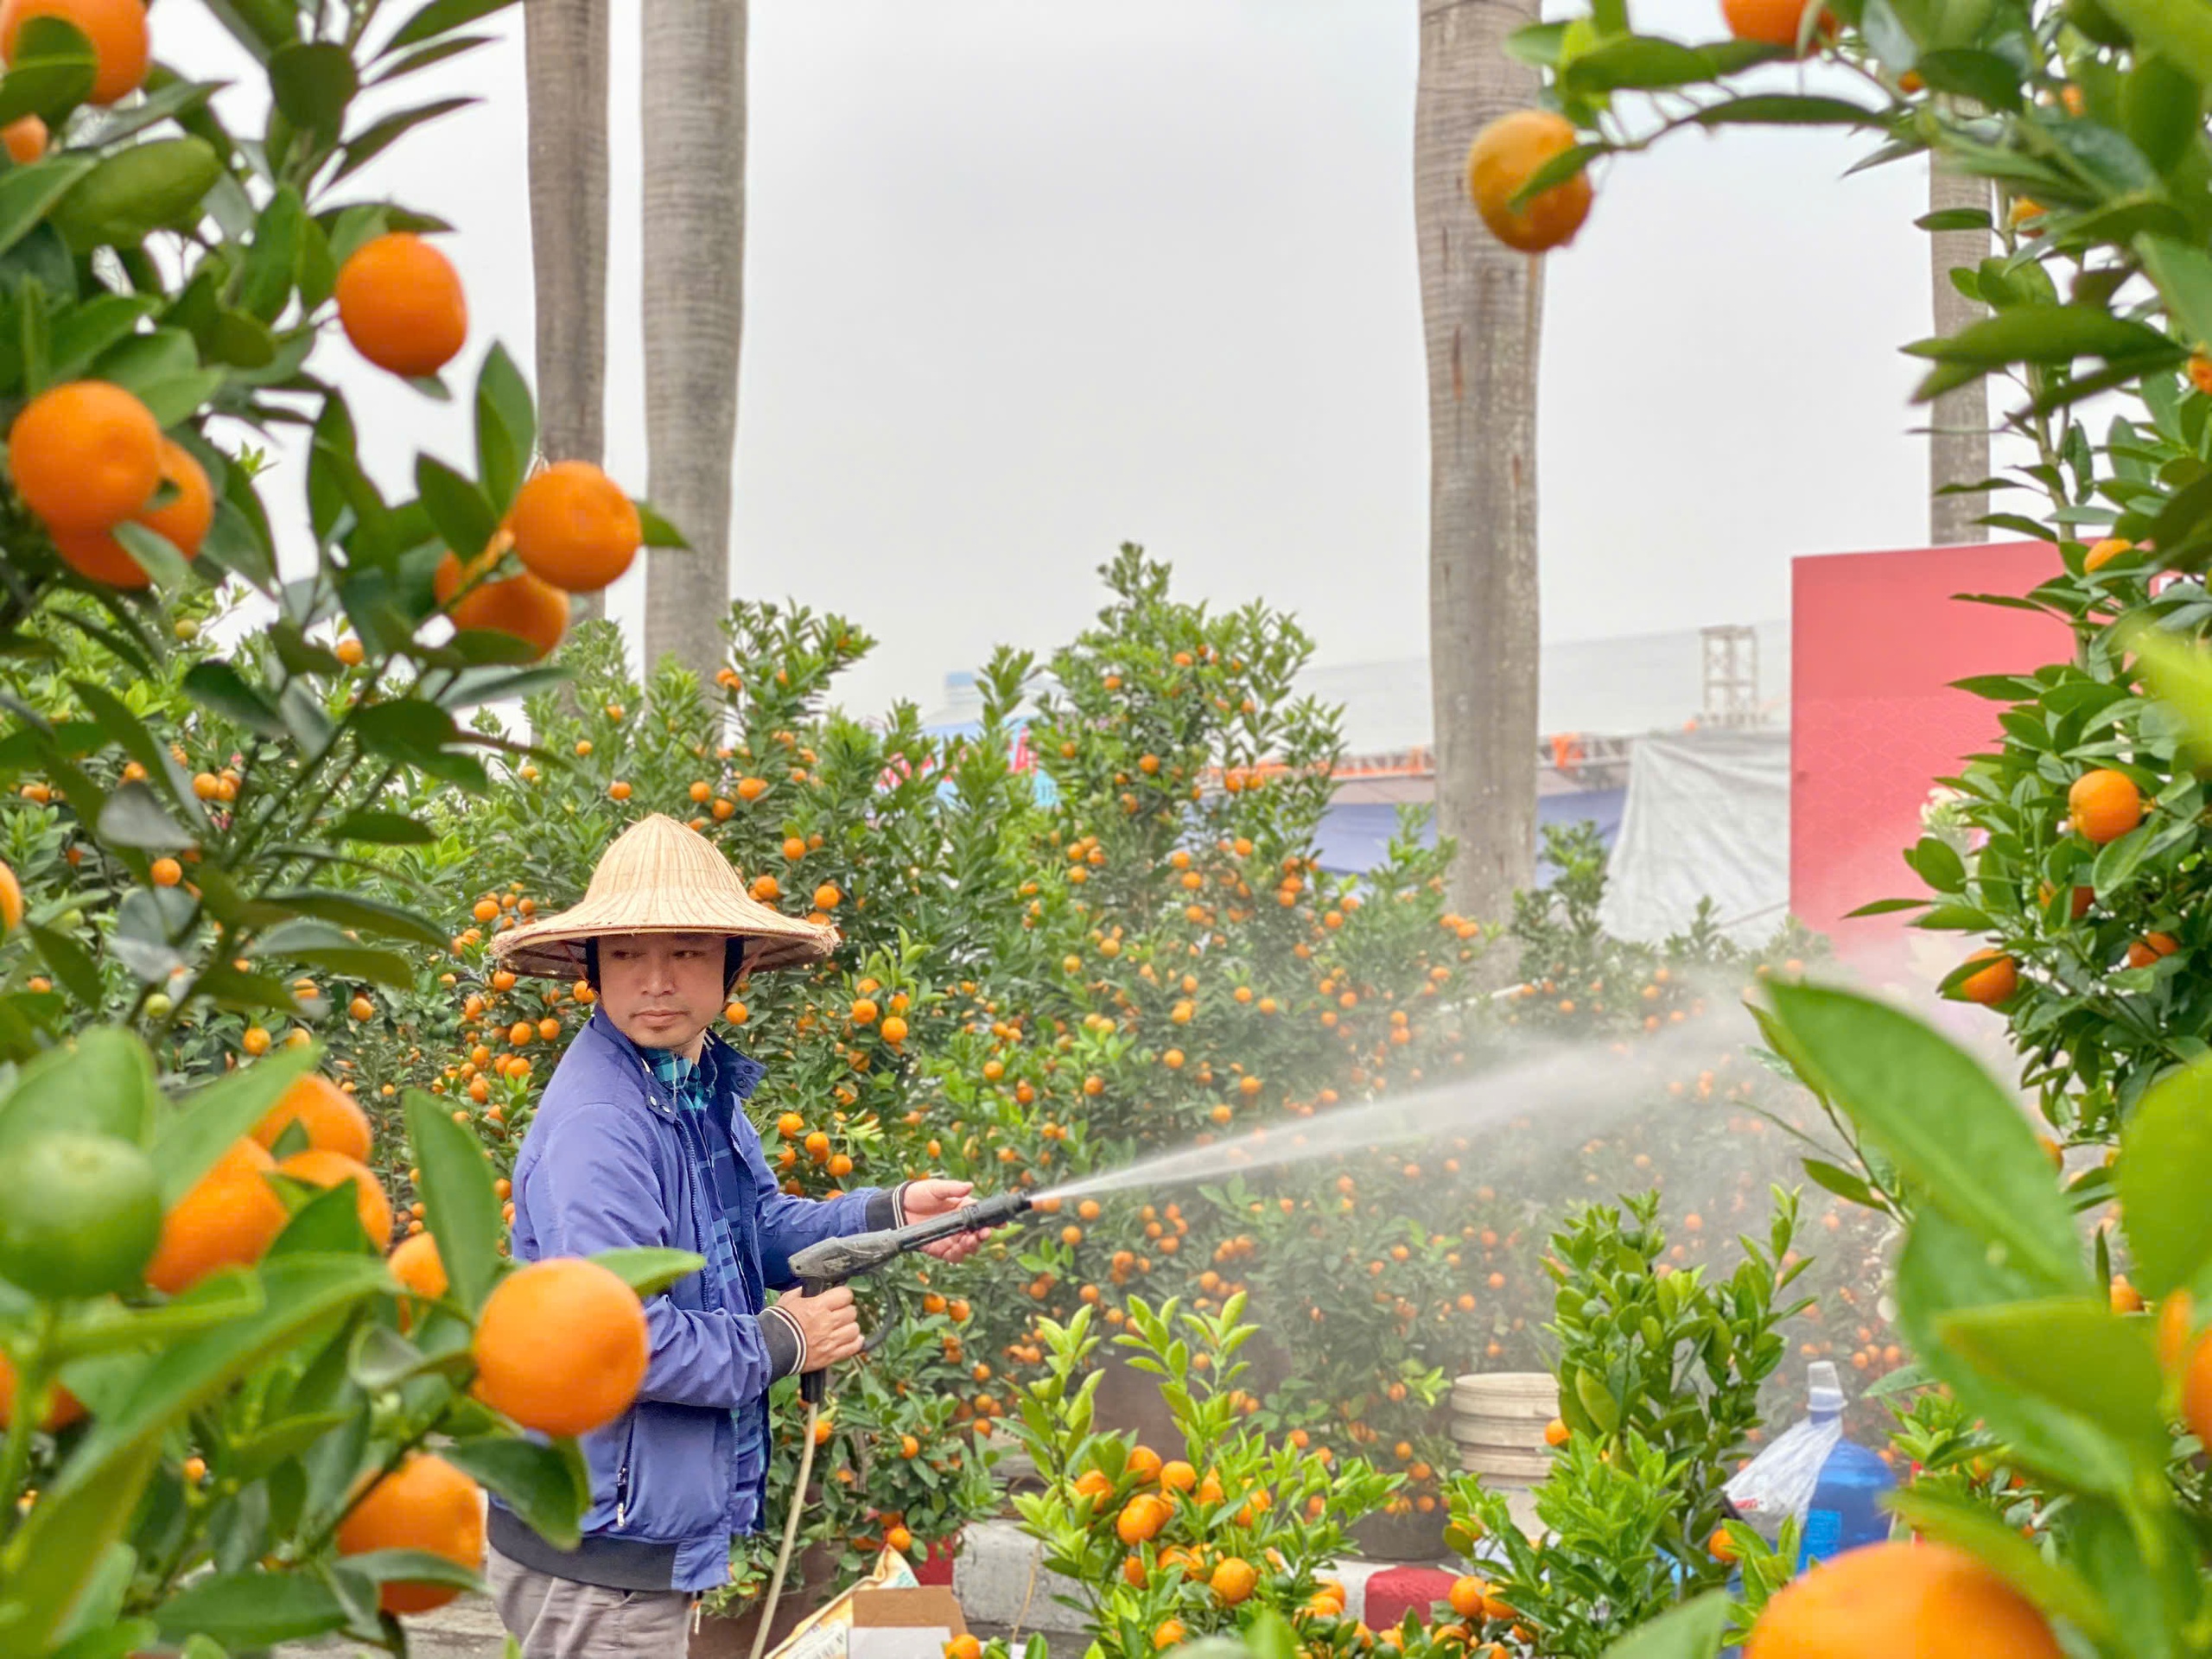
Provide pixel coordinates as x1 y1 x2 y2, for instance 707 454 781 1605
481 815 986 1657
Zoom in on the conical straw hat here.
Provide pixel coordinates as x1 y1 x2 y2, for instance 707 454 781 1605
489 815 837 978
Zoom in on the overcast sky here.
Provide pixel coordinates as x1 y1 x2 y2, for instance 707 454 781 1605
174 0 1944 721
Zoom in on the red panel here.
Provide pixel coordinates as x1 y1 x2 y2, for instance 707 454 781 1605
1362 1566 1459 1629
1790 543 2069 977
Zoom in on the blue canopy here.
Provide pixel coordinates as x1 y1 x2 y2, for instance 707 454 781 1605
1313 791 1626 883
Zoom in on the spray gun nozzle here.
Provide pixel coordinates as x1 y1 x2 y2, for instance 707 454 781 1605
786 1190 1033 1290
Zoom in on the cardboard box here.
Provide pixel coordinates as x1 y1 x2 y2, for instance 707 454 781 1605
766 1551 967 1659
849 1585 968 1659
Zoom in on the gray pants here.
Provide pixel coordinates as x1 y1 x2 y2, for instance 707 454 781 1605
488 1544 696 1659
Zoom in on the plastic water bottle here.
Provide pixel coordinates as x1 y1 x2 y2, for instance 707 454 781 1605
1796 1361 1893 1570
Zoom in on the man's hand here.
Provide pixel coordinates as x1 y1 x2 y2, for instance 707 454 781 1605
772 1284 863 1371
903 1178 990 1263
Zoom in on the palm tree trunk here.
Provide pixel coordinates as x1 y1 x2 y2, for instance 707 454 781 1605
523 0 610 623
640 0 745 679
1417 0 1542 926
1929 156 1990 544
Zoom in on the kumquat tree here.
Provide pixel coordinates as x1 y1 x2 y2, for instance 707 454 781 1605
0 0 2085 1650
270 548 1896 1636
1448 0 2212 1656
0 0 696 1649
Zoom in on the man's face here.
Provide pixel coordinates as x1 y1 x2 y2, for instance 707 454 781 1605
596 931 727 1056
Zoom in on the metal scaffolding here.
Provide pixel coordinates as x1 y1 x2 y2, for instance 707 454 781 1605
1700 625 1762 728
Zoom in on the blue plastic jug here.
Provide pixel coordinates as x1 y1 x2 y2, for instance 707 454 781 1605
1796 1361 1894 1570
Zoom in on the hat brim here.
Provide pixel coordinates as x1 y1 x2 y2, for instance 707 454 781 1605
490 903 839 980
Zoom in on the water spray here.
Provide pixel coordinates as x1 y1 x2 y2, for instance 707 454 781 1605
745 984 1781 1656
750 1192 1036 1659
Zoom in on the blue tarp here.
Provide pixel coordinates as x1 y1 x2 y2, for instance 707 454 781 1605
917 720 1060 805
1313 791 1627 883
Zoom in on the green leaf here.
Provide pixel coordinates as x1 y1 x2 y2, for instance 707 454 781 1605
0 1025 159 1149
368 33 493 85
352 698 458 764
69 681 200 831
2140 234 2212 353
1906 304 2182 368
55 1255 390 1501
263 888 448 949
1764 982 2082 1289
48 138 222 250
588 1246 707 1299
347 1322 442 1389
228 1410 352 1481
337 1548 483 1597
1571 1365 1619 1434
105 521 190 589
238 183 307 322
148 1044 318 1206
329 810 434 844
2099 0 2212 87
90 76 222 147
196 0 296 58
2126 625 2212 765
0 154 96 258
416 454 497 559
284 943 416 987
267 41 355 140
1936 1297 2166 1448
404 1088 504 1315
0 1443 160 1655
269 1179 378 1257
2139 474 2212 564
151 1569 346 1647
1913 47 2023 110
51 1545 138 1651
1845 896 1930 917
1895 1209 2134 1493
2117 1059 2212 1297
24 922 101 1009
384 0 518 49
1243 1609 1298 1659
95 781 193 850
1563 35 1721 92
134 366 226 429
2123 54 2202 176
48 294 157 383
1918 206 1993 232
2091 821 2155 899
442 1436 589 1551
635 499 687 549
1801 1158 1878 1207
331 96 474 185
1884 1486 2113 1642
0 18 95 126
91 324 196 397
1597 1592 1728 1659
182 660 287 740
1504 21 1570 67
53 1271 264 1361
1904 834 1966 892
1690 93 1885 126
474 340 534 512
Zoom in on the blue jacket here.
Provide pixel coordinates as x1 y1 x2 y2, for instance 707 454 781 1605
498 1009 884 1592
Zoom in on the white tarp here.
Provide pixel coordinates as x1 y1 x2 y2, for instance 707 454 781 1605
1597 727 1789 946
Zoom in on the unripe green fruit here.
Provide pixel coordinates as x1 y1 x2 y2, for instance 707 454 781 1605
0 1132 162 1300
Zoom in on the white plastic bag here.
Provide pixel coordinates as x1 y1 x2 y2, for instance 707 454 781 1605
1722 1362 1846 1541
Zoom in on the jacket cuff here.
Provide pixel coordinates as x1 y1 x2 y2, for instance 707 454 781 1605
761 1303 805 1379
866 1184 911 1231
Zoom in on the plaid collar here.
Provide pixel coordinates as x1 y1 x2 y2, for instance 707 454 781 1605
590 1010 767 1108
645 1044 709 1109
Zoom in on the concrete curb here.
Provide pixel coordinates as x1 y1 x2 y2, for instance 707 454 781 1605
951 1519 1474 1634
